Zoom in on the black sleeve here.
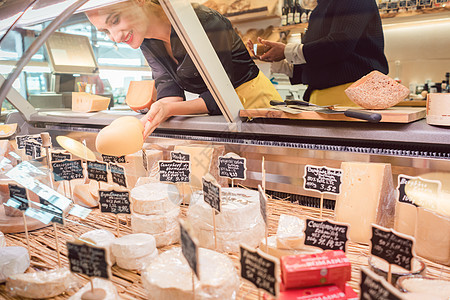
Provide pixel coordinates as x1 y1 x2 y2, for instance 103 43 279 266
289 64 303 85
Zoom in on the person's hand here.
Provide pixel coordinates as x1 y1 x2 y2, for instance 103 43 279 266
141 101 171 138
246 38 272 61
258 37 286 62
246 39 256 56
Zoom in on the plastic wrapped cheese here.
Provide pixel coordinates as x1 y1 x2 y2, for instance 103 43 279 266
142 247 240 300
6 268 77 299
131 183 180 215
0 231 5 247
111 233 156 259
69 278 120 300
276 214 306 250
116 249 158 270
344 70 410 109
187 188 265 252
80 229 116 265
259 236 323 259
152 226 180 248
131 207 180 235
0 247 30 283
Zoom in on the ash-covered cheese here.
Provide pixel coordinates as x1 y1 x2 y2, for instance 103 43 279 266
345 70 410 109
0 246 29 283
80 229 116 265
131 207 180 235
111 233 156 259
276 214 306 250
69 278 120 300
142 247 240 300
131 183 180 215
6 268 76 299
116 249 158 270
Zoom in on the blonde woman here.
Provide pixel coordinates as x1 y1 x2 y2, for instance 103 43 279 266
87 0 282 137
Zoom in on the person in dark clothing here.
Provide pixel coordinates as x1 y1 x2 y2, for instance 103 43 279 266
248 0 389 106
87 0 281 137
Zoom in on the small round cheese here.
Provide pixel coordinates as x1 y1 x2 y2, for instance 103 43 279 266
111 233 156 258
131 208 180 235
142 247 239 300
80 229 116 265
68 278 120 300
0 246 30 283
131 183 180 215
116 249 158 270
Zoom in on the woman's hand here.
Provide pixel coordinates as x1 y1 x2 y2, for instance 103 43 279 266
141 101 170 138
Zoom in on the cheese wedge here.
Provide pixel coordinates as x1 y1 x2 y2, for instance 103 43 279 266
259 236 323 259
88 180 112 200
72 92 110 112
125 80 157 114
79 229 116 265
116 249 158 270
394 202 417 237
276 214 306 250
335 162 396 243
111 233 156 258
131 183 180 215
121 149 163 188
73 184 98 208
0 247 30 283
131 208 180 235
68 278 120 300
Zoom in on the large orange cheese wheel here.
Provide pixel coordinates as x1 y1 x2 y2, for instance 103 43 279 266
125 81 157 114
96 116 144 156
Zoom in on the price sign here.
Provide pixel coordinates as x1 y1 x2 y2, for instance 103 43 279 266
5 196 29 212
180 219 199 279
258 185 268 225
370 224 415 271
170 151 190 162
52 160 84 181
99 190 131 214
51 152 71 162
9 183 27 201
202 176 221 212
218 154 246 180
397 174 415 205
101 154 126 163
406 0 417 7
67 241 110 279
304 218 350 252
16 135 42 149
109 163 127 188
303 165 342 195
399 0 407 7
159 160 190 183
404 177 441 210
240 244 279 298
87 161 108 183
360 267 403 300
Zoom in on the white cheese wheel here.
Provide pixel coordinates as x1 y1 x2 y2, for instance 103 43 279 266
116 249 158 270
259 236 323 259
69 278 120 300
0 246 30 283
276 214 306 250
6 268 75 299
111 233 156 259
80 229 116 265
152 226 180 248
0 231 5 247
131 208 180 235
131 183 180 215
142 247 240 300
344 70 410 109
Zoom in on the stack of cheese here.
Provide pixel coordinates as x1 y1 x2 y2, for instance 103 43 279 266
0 247 29 283
118 149 163 188
6 268 76 299
69 278 120 300
259 214 323 259
142 247 240 299
111 233 158 270
79 229 116 265
187 187 265 252
130 183 181 247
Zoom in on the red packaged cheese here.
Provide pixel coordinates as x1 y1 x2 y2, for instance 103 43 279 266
280 250 351 291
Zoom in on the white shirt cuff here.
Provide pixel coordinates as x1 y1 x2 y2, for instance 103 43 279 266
270 60 294 78
284 43 306 65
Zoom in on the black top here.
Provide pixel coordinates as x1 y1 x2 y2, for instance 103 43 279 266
140 4 259 115
290 0 389 99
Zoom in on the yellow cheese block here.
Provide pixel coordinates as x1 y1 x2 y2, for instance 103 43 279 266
73 184 99 208
335 162 396 244
72 92 110 112
394 202 417 237
125 80 157 114
122 149 163 188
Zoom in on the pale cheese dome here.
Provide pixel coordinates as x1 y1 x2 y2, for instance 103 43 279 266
0 246 30 283
142 247 240 300
131 183 180 215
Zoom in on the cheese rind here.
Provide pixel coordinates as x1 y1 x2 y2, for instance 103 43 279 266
0 247 30 283
80 229 116 265
6 268 76 299
68 278 120 300
335 162 396 243
394 202 417 237
142 247 240 300
125 80 157 114
116 249 158 270
111 233 156 258
131 183 180 215
131 208 180 235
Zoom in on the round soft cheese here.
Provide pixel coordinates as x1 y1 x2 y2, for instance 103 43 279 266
152 226 180 248
116 249 158 270
142 247 239 300
111 233 156 258
131 208 180 235
0 246 30 283
131 183 180 215
80 229 116 265
68 277 120 300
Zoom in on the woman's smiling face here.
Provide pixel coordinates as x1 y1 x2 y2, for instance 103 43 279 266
87 2 150 49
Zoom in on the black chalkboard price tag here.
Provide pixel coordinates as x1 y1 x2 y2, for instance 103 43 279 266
5 196 29 212
397 174 415 205
51 151 72 162
202 176 221 212
304 217 350 252
67 241 111 279
99 190 131 215
258 185 268 225
109 163 127 188
180 219 199 279
170 151 190 162
370 224 415 271
52 160 84 181
102 154 126 163
218 153 246 180
360 267 403 300
159 160 190 183
9 184 28 201
303 165 342 195
16 134 42 149
87 161 108 183
240 244 279 298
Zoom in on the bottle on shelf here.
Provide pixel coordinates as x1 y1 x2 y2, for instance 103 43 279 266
287 0 295 25
301 9 309 23
294 0 302 24
281 0 288 26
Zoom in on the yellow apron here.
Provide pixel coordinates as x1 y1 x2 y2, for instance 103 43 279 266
235 71 282 109
309 82 359 107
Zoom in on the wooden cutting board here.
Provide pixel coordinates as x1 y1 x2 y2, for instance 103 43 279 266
0 206 49 234
240 107 426 123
